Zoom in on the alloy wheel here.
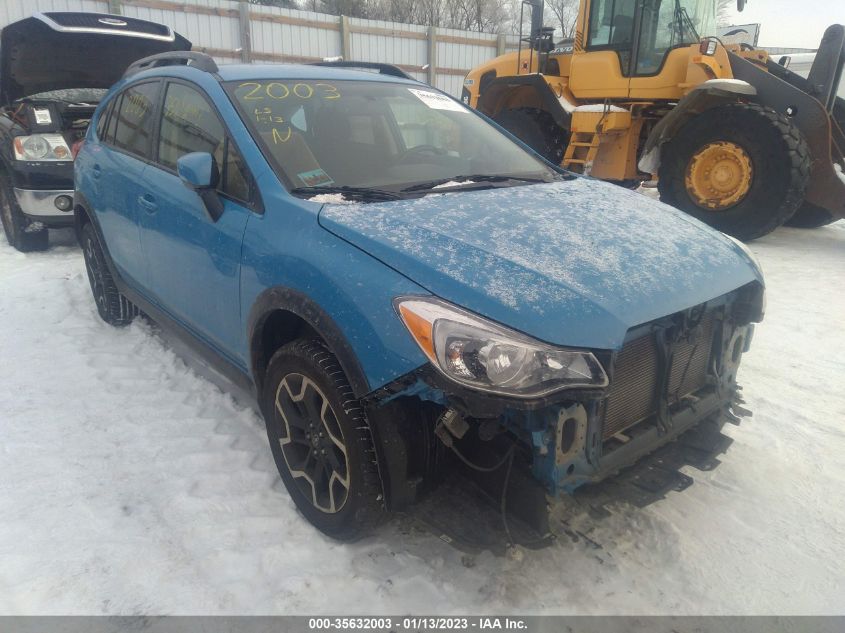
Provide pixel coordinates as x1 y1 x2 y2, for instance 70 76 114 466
274 373 351 513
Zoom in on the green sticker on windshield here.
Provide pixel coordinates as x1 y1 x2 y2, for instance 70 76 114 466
298 168 334 187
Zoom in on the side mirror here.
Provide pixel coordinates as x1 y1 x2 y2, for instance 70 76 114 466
177 151 224 221
177 151 219 189
737 0 746 11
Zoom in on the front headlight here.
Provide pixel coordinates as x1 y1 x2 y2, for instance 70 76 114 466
395 297 609 398
13 134 72 161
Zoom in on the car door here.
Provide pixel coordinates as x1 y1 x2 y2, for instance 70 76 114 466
138 79 256 366
94 80 162 288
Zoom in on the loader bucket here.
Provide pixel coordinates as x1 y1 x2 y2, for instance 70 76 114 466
729 24 845 221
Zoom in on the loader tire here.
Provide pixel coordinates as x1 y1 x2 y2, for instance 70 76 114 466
785 201 837 228
493 108 568 165
658 103 810 241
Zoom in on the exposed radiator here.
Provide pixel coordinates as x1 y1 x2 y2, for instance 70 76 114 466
603 313 716 440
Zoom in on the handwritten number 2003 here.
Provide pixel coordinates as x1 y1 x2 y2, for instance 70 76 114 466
239 82 340 100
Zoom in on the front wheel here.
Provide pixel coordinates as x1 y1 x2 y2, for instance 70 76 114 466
0 172 48 252
658 103 811 241
262 339 384 540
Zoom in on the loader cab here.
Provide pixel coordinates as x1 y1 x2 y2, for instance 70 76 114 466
570 0 717 99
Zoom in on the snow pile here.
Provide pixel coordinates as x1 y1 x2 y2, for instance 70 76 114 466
432 180 476 189
835 162 845 186
0 219 844 615
307 193 356 204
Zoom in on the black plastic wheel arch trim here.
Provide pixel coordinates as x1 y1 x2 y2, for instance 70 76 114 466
246 286 370 400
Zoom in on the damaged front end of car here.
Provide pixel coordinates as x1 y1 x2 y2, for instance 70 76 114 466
362 281 764 531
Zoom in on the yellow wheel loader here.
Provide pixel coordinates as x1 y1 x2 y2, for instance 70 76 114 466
461 0 845 240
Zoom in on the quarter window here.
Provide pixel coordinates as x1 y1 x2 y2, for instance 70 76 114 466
111 82 159 159
157 82 251 203
104 94 121 144
96 97 115 140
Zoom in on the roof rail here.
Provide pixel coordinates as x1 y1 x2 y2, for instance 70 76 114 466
124 51 218 78
308 61 415 81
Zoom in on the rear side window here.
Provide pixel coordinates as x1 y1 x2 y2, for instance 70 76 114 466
96 98 114 140
104 94 122 144
111 82 160 159
157 82 251 203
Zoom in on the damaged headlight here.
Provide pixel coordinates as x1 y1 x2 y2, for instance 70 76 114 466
395 296 608 398
13 134 72 161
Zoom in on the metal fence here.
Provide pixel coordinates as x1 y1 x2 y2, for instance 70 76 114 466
0 0 521 96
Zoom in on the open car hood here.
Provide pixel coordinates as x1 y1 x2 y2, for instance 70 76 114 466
0 12 191 105
319 179 763 351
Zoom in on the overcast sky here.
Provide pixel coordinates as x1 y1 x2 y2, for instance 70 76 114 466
725 0 845 48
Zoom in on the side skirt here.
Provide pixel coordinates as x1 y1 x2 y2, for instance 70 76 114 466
114 276 259 408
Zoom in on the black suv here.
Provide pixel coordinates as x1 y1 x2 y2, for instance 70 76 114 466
0 11 189 251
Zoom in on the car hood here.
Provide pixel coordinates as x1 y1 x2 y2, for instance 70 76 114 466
318 179 763 350
0 12 191 105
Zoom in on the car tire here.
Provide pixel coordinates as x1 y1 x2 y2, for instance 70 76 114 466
493 108 569 165
0 171 48 252
262 339 384 540
80 222 137 327
784 201 837 228
658 103 810 241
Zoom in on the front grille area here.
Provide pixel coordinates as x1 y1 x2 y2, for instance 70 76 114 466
603 312 716 440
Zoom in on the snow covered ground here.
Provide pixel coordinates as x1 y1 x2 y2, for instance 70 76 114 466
1 221 843 615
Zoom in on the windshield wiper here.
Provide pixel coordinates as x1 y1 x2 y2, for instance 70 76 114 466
290 185 402 202
401 174 550 193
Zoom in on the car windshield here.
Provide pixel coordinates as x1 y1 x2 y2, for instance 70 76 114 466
24 88 108 105
225 79 559 196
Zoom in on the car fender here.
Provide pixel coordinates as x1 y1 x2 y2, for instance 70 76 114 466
240 200 432 401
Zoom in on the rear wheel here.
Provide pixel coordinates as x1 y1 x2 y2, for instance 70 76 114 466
658 103 810 241
0 171 48 252
785 201 837 228
493 108 568 165
81 222 137 326
262 339 384 540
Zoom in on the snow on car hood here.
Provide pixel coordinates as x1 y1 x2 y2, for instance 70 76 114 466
318 179 763 350
0 12 191 105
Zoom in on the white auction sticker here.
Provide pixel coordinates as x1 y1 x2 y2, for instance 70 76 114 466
407 88 468 113
33 108 52 125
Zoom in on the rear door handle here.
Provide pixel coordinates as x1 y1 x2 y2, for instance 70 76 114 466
92 164 101 180
138 193 157 213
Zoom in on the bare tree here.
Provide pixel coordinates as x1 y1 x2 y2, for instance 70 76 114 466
544 0 578 38
314 0 510 32
715 0 734 27
249 0 298 8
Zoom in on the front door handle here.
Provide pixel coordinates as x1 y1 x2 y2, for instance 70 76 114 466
138 193 157 213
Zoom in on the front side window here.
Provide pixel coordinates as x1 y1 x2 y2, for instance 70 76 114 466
225 79 557 195
157 82 251 203
587 0 637 49
111 82 160 159
635 0 713 75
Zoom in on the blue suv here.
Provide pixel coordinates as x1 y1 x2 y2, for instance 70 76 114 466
74 53 765 540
